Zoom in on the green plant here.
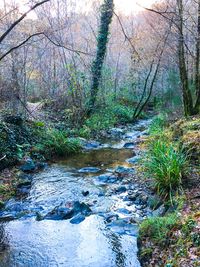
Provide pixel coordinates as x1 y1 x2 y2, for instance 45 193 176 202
149 114 167 135
85 108 117 132
38 129 82 157
145 140 188 198
112 104 133 123
78 125 91 138
139 214 178 245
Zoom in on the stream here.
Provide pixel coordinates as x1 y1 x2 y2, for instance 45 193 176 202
0 119 152 267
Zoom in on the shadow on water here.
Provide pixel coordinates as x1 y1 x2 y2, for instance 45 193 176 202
108 232 126 267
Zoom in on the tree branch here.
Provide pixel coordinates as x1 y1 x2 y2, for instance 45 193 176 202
114 11 141 60
0 0 50 44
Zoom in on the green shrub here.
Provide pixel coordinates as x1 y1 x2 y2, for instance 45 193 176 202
112 104 133 123
38 129 82 157
139 214 178 245
85 108 117 132
145 140 188 198
84 103 135 133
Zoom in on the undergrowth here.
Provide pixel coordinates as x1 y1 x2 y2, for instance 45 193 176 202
35 129 81 157
144 115 189 199
145 140 188 198
139 213 178 245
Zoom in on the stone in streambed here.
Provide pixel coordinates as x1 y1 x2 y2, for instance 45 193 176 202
107 219 138 236
115 186 127 193
82 190 89 197
95 173 118 184
109 128 124 138
123 142 135 149
84 141 101 150
126 156 141 164
44 206 74 220
70 214 86 224
20 158 36 172
116 208 131 215
42 201 92 221
78 167 101 173
115 166 135 175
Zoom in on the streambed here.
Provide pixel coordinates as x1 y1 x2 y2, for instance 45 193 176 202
0 119 152 267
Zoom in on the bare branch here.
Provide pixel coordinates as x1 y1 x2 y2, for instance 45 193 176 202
114 11 141 60
0 0 50 44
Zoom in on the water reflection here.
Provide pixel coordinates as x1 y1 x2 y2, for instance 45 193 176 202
0 216 140 267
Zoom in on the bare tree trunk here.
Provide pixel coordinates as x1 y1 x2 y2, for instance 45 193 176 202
194 0 200 114
177 0 194 116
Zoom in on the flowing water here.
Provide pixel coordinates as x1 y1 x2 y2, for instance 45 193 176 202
0 119 151 267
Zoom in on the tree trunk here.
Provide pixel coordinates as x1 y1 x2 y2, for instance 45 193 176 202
194 0 200 114
177 0 194 116
87 0 114 115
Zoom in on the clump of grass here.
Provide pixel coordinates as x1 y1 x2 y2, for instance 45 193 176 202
149 114 167 135
139 213 178 245
145 140 188 198
37 129 82 157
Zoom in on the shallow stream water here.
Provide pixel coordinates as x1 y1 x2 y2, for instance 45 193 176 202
0 119 151 267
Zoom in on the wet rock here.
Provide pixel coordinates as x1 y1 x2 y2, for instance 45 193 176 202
78 167 101 173
109 128 124 138
95 173 117 184
42 201 92 221
116 208 131 215
152 204 166 217
103 213 119 223
116 186 127 193
44 206 74 220
138 194 149 205
82 190 89 197
129 216 143 224
36 162 47 170
4 200 27 213
115 166 135 175
127 191 139 201
0 212 17 221
20 158 36 173
70 201 92 216
98 191 105 197
17 179 32 187
17 186 31 195
84 141 101 150
107 219 138 236
123 142 135 149
70 214 86 224
142 131 149 136
126 156 141 164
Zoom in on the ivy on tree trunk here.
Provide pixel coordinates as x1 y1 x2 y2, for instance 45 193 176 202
87 0 114 115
